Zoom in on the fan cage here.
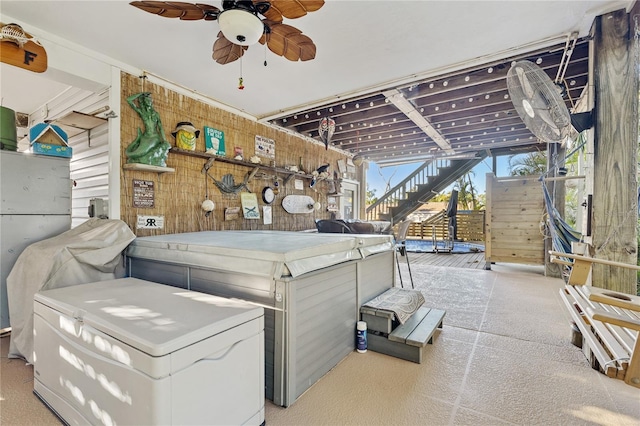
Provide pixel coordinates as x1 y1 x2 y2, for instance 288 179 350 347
506 60 571 143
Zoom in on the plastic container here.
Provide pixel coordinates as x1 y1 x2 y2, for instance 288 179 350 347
356 321 367 353
0 106 17 151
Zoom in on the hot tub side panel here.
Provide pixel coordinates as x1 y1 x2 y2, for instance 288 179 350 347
357 251 395 307
284 262 357 406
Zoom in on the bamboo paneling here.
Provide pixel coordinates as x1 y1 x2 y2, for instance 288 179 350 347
485 174 545 266
120 72 349 236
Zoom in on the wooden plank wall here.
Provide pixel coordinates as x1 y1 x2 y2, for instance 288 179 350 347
119 72 350 236
590 7 639 294
485 174 545 266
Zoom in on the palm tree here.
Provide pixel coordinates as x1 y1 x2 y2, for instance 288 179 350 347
508 151 547 176
454 171 478 210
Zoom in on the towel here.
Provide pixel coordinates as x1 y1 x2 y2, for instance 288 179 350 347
363 287 425 324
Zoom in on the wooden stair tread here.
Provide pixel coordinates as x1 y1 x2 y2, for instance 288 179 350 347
389 306 445 347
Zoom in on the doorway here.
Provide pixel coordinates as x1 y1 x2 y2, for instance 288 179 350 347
340 180 359 220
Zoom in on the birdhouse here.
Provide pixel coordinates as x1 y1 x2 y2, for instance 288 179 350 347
29 123 72 158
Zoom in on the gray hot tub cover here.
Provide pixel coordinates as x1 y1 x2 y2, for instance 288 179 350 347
7 218 136 363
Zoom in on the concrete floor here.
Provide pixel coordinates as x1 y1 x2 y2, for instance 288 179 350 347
2 262 639 425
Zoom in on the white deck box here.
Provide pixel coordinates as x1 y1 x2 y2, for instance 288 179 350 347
33 278 264 425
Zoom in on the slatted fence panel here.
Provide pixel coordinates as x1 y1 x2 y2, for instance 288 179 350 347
485 174 545 266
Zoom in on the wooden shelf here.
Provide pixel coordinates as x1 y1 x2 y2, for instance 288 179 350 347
170 148 313 180
123 163 175 174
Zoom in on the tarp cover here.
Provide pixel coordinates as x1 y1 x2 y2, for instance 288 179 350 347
8 219 135 363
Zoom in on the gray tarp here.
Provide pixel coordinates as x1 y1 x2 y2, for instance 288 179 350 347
8 219 135 363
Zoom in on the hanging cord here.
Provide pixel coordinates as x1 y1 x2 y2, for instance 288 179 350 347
264 42 268 67
539 131 588 181
238 55 245 90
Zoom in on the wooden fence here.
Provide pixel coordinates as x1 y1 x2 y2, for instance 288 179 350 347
408 210 485 242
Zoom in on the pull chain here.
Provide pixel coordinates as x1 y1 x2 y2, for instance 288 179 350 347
238 55 245 90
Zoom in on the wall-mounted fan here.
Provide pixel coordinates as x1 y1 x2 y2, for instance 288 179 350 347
130 0 324 65
506 60 572 143
506 60 592 143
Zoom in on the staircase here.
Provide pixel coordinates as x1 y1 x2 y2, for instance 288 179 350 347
366 155 486 224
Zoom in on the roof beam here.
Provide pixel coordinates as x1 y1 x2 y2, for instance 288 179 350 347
383 89 454 154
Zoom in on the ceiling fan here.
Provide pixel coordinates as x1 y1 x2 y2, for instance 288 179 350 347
130 0 324 65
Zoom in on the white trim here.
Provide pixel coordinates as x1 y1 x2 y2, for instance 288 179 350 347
108 66 121 220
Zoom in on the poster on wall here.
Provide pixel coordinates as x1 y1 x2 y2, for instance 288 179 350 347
263 206 272 225
204 126 225 156
133 179 154 208
241 193 260 219
255 135 275 159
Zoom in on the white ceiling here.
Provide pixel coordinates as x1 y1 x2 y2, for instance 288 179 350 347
0 0 633 120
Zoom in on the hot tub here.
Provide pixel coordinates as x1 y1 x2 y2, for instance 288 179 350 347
125 230 394 407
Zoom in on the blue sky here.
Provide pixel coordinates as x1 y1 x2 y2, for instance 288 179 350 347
366 155 514 198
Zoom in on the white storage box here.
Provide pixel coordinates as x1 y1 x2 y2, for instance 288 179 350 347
33 277 264 425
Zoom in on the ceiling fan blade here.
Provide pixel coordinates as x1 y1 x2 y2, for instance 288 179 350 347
262 0 324 21
212 31 247 64
130 1 220 21
262 23 316 61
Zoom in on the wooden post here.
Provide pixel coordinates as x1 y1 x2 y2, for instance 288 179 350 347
591 7 639 294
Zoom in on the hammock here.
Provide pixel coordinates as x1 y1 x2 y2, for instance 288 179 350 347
541 180 582 254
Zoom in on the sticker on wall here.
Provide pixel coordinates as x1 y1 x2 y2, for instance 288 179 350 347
241 193 260 219
255 135 275 159
263 206 272 225
132 179 154 208
137 215 164 229
294 179 304 190
224 206 240 221
204 126 225 156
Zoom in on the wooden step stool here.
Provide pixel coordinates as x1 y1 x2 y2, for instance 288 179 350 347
361 294 445 363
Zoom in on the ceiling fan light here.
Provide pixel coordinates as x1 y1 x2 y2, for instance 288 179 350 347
218 9 263 46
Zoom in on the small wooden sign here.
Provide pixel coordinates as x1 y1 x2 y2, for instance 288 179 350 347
136 215 164 229
224 206 240 221
0 23 48 73
132 179 154 208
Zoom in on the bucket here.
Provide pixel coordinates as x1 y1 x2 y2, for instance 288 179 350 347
0 106 18 151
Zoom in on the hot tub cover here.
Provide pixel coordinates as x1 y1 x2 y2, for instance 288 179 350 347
126 230 393 279
8 219 136 363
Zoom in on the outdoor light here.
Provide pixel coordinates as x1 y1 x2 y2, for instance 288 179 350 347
218 9 264 46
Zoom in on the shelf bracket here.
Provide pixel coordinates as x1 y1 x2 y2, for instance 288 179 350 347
246 166 261 182
202 157 215 174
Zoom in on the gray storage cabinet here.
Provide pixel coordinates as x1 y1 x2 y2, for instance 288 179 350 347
126 230 394 406
1 151 71 329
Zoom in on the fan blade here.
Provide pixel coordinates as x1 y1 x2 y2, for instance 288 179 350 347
514 65 536 100
261 0 324 22
262 23 316 61
212 31 247 64
130 1 220 21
